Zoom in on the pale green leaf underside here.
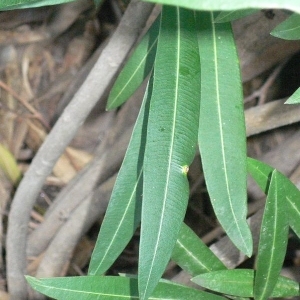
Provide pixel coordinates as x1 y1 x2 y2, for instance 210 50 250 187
247 157 300 238
26 275 227 300
106 16 160 110
171 224 226 276
192 269 299 298
285 87 300 104
142 0 300 14
88 78 152 276
254 170 289 300
197 11 252 256
215 9 258 23
271 13 300 40
0 0 75 10
139 6 200 300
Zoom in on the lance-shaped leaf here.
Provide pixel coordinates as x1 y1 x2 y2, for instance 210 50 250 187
196 11 252 256
171 223 226 276
247 157 300 238
139 6 200 300
271 13 300 40
254 170 289 300
192 269 299 298
106 16 160 110
285 87 300 104
93 0 104 9
0 144 22 185
0 0 76 10
26 275 227 300
215 9 258 23
89 77 153 275
141 0 300 14
247 157 272 194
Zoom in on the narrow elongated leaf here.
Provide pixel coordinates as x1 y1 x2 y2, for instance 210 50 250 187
171 223 226 276
26 275 227 300
88 77 153 275
285 87 300 104
106 16 160 110
0 144 22 185
254 170 289 300
247 157 272 194
192 269 299 298
226 297 250 300
139 6 200 300
283 179 300 238
247 157 300 239
215 9 258 23
93 0 104 9
141 0 300 14
196 11 252 256
271 13 300 40
0 0 76 10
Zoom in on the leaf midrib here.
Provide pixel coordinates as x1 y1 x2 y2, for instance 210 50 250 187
175 239 211 273
143 6 181 297
257 174 279 300
210 11 246 250
110 37 158 107
93 169 143 275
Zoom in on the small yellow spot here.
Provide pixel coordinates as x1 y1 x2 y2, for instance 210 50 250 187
182 165 189 175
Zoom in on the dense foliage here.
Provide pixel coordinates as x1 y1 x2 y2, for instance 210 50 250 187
2 0 300 299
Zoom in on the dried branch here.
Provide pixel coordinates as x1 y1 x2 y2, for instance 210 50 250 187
6 1 154 298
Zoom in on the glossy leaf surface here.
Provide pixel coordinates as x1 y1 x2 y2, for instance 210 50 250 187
89 78 153 275
215 9 258 23
285 87 300 104
26 275 227 300
254 170 289 300
197 11 252 256
106 16 160 110
0 0 75 10
139 6 200 300
271 13 300 40
247 157 300 238
141 0 300 13
192 269 299 298
171 223 226 276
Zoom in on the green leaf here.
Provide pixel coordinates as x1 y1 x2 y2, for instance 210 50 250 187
0 144 22 185
106 16 160 110
284 181 300 239
0 0 76 10
192 269 299 298
141 0 300 14
93 0 104 9
215 9 258 23
171 223 226 276
139 6 200 300
88 77 153 275
247 157 300 239
271 13 300 40
196 11 252 257
26 275 227 300
247 157 272 194
254 170 289 300
285 87 300 104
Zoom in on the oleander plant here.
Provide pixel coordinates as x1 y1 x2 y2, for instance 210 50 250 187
2 0 300 299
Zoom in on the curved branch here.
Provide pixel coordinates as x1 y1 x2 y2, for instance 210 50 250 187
6 1 154 298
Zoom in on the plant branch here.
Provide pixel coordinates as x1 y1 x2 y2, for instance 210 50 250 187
6 1 155 298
